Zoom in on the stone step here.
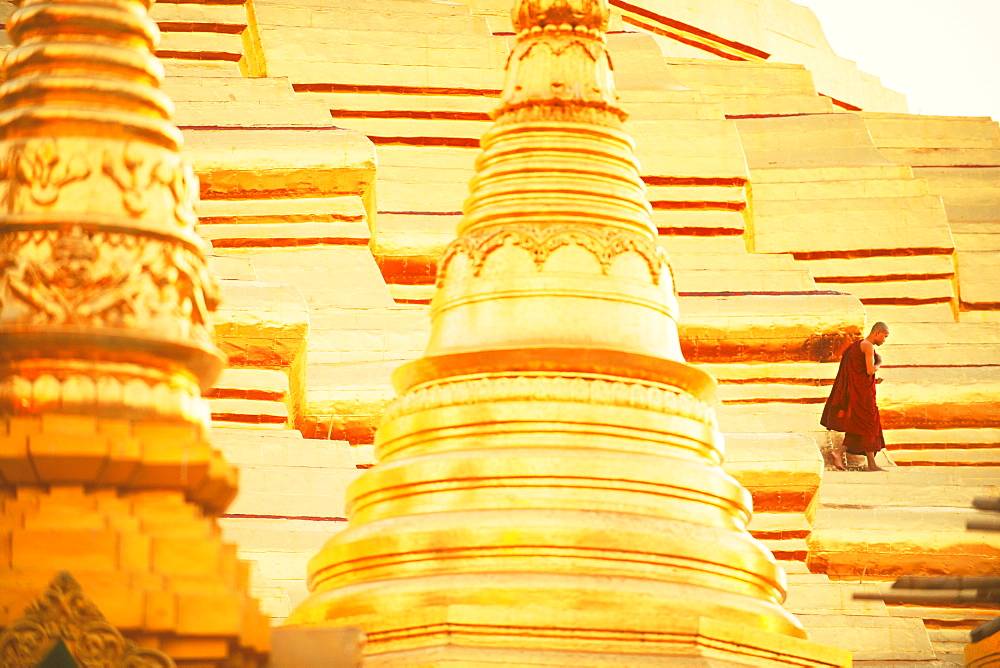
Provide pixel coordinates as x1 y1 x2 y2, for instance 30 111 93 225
864 302 958 324
209 398 290 427
753 164 915 184
651 209 746 235
717 403 823 435
707 94 834 118
955 233 1000 252
738 114 901 168
266 60 505 91
880 344 1000 367
796 613 936 663
212 420 288 431
759 537 808 561
700 361 837 383
212 428 362 516
881 322 1000 345
157 31 243 61
307 307 430 365
777 559 812 575
747 512 811 537
755 194 945 216
165 77 299 103
664 58 823 95
175 101 334 128
784 579 890 617
884 428 1000 450
210 368 290 402
794 253 954 282
199 196 367 223
163 59 243 77
891 449 1000 467
807 467 1000 578
298 91 497 116
201 222 370 248
152 3 247 26
219 517 352 623
329 115 491 141
302 361 399 444
717 383 830 404
215 247 394 310
181 126 375 201
754 177 931 201
814 466 1000 507
886 604 997 633
723 433 822 513
673 268 816 293
864 113 1000 169
820 277 955 303
213 280 309 369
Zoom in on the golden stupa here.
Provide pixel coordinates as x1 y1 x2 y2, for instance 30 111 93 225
0 0 266 664
0 0 998 665
283 0 846 663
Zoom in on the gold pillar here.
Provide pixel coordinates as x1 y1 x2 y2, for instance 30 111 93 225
286 0 848 665
0 0 266 664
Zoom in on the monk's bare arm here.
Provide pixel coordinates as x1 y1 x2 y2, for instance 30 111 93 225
860 339 879 376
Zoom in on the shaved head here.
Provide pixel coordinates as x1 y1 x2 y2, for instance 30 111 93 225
870 322 889 335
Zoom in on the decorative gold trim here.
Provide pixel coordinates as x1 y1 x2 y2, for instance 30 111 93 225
382 373 717 428
0 226 218 340
437 223 668 287
0 572 175 668
512 0 611 33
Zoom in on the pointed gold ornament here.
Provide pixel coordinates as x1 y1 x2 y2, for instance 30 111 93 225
286 0 848 665
0 572 175 668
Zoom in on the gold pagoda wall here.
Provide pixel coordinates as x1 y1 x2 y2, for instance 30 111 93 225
1 0 997 664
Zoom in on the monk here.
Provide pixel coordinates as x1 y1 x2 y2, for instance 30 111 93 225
821 322 889 471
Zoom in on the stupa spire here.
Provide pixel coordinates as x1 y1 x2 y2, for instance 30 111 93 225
0 1 266 663
287 1 848 665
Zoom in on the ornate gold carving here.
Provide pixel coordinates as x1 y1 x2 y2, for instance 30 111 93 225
11 140 91 206
102 143 197 226
0 226 219 339
0 572 175 668
501 0 622 122
0 365 209 427
382 374 717 428
162 160 199 229
0 140 200 230
512 0 610 33
103 143 161 216
437 223 668 286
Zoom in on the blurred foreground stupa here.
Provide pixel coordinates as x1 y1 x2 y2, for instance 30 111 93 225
0 0 267 664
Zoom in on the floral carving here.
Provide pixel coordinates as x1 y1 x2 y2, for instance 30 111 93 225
102 144 200 227
438 224 668 287
0 572 175 668
159 160 199 228
0 227 219 341
383 374 717 429
103 142 157 215
12 139 90 206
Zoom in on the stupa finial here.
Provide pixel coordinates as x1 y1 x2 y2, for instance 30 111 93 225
501 0 623 123
511 0 610 32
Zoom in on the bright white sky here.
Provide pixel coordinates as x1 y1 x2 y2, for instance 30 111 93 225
792 0 1000 120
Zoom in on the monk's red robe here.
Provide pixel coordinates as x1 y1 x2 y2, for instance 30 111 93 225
820 340 885 453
